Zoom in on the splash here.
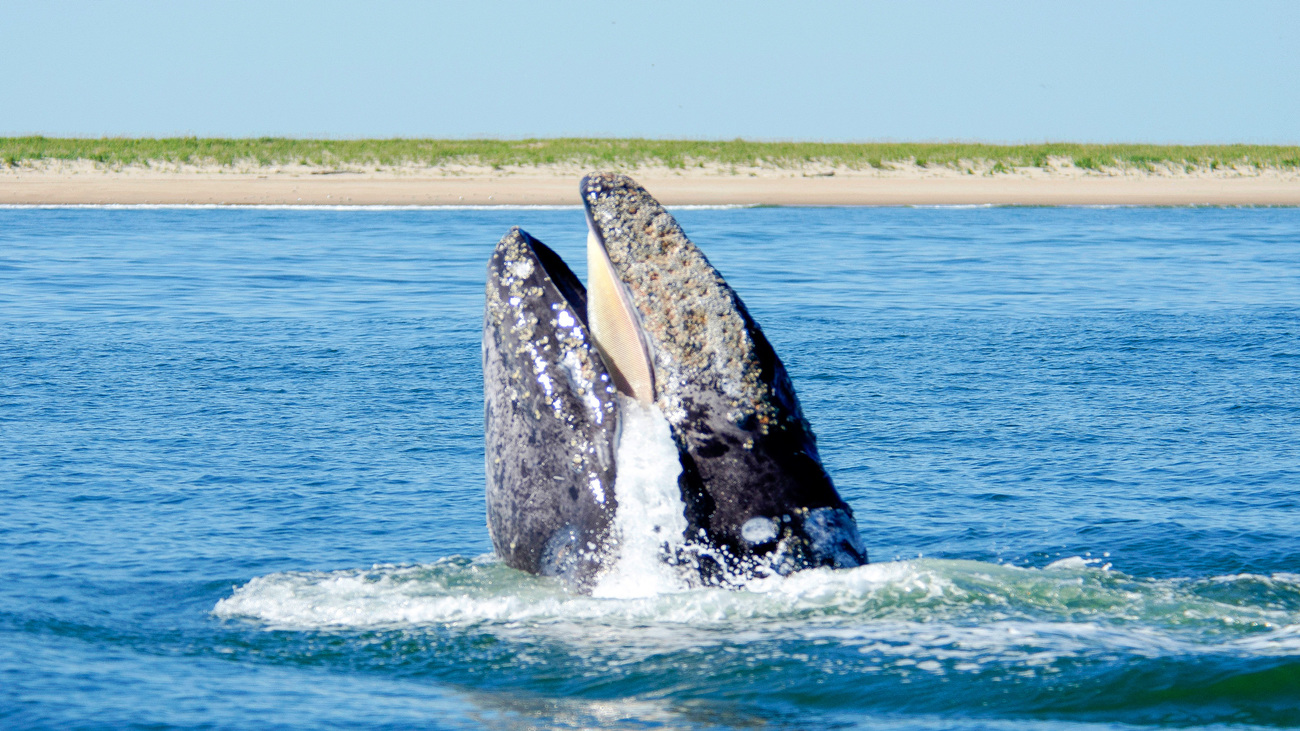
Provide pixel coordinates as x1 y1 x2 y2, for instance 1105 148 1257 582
590 398 690 599
213 557 1300 661
211 558 1300 727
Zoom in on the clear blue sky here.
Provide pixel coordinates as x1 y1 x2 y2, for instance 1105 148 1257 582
3 1 1297 143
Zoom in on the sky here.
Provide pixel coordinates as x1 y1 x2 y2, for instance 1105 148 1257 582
3 1 1297 143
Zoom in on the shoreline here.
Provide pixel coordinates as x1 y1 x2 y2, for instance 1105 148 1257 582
3 165 1299 206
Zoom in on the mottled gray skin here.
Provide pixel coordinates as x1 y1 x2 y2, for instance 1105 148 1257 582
581 173 867 577
483 227 620 590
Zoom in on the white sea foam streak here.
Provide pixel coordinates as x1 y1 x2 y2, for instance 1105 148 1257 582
591 398 689 598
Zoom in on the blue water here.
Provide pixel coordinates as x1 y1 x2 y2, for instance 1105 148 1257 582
2 205 1299 730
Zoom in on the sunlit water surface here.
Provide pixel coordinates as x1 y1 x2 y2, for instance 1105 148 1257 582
2 205 1299 729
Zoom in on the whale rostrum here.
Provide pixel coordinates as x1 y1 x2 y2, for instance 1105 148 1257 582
483 174 866 591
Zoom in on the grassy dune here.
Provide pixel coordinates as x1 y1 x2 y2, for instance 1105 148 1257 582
3 137 1299 171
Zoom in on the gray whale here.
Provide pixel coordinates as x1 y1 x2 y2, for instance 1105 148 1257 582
483 173 866 591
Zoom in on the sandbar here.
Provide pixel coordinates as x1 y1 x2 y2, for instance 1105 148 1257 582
2 163 1298 206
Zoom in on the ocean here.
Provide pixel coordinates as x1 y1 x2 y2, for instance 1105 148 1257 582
2 204 1298 729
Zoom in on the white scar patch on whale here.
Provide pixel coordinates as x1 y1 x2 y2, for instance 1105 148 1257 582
592 397 689 599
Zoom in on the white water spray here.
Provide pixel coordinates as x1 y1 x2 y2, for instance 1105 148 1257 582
591 397 690 599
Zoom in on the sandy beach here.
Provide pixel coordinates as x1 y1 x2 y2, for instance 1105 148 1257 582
3 162 1298 206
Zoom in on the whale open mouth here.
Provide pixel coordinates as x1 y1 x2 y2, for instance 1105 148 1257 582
584 211 656 405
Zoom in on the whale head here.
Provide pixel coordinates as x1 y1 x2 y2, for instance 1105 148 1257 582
483 175 866 592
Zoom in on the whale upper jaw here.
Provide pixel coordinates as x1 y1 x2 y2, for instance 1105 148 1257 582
580 172 867 575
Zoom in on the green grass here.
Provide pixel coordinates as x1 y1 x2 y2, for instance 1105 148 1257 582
2 137 1298 171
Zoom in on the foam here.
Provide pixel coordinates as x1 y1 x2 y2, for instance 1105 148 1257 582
908 204 999 209
213 557 1300 662
591 399 690 598
213 559 931 630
